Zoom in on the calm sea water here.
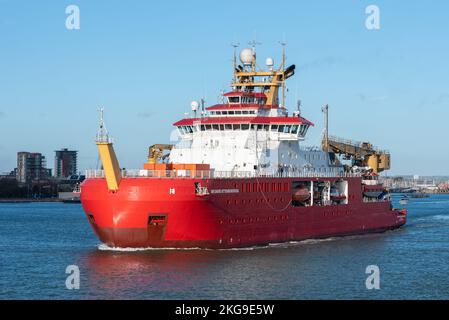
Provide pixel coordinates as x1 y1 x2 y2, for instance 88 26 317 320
0 195 448 300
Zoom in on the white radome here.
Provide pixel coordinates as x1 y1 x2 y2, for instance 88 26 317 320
191 100 199 111
239 48 254 65
265 57 274 67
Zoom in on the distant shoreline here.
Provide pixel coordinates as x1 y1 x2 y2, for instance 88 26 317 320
0 198 64 203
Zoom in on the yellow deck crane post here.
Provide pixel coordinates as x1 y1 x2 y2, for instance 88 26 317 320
95 108 122 191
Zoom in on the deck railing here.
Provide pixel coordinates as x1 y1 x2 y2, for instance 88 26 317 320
85 169 362 179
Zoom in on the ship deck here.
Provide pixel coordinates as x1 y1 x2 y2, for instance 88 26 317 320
85 169 362 180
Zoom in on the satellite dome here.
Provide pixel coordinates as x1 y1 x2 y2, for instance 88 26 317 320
190 100 199 111
265 57 274 67
239 48 254 65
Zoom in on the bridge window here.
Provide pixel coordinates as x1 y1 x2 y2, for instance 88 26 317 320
242 110 249 115
232 124 241 130
235 110 242 115
291 125 299 134
278 125 285 132
241 124 250 130
212 124 219 130
284 125 291 133
228 111 235 115
205 124 212 130
225 124 232 130
219 124 225 130
271 125 278 131
228 97 240 104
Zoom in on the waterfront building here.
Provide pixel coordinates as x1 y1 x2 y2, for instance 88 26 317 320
54 148 78 178
16 152 51 183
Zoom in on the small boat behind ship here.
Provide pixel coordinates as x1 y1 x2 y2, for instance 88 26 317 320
399 196 409 205
63 183 81 204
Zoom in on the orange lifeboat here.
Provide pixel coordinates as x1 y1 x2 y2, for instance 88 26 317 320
292 186 310 202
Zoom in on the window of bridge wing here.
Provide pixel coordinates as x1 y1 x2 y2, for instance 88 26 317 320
299 124 310 136
271 125 278 132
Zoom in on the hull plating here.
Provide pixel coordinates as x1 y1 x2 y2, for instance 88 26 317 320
81 177 406 249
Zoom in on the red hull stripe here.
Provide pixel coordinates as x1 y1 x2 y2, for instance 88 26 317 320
173 116 314 126
206 103 276 110
223 92 267 98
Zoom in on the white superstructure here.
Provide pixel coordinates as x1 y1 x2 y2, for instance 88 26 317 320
168 54 344 176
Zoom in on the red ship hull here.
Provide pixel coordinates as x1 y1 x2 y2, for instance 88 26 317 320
81 176 406 249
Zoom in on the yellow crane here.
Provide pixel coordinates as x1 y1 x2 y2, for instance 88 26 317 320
148 144 173 164
322 136 390 173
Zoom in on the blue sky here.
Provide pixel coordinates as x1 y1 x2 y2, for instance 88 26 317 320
0 0 448 175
